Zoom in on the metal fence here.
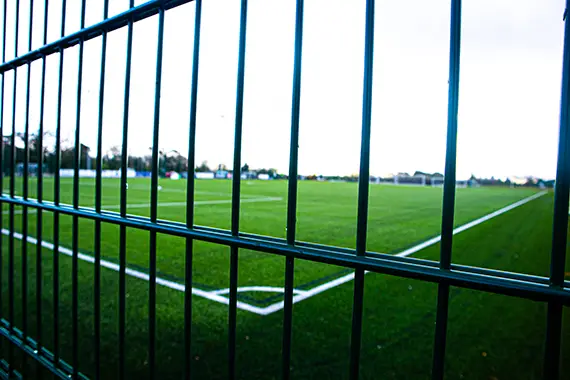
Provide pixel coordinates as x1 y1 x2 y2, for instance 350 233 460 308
0 0 568 379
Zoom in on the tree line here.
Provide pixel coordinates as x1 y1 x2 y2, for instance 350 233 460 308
2 133 91 173
1 133 278 177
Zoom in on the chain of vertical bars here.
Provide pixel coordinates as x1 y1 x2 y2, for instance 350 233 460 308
0 0 567 379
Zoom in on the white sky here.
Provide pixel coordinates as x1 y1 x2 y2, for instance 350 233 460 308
1 0 566 179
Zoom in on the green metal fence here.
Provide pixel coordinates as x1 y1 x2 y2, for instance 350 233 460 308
0 0 568 379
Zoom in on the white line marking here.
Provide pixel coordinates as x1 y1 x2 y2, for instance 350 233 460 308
2 197 283 214
395 191 547 258
103 184 263 199
0 229 270 315
251 190 548 315
100 197 283 209
209 286 308 296
0 191 548 316
253 272 358 315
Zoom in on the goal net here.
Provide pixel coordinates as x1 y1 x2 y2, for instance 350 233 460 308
395 174 426 186
431 177 468 188
373 175 427 186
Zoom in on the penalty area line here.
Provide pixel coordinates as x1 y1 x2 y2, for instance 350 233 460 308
0 229 270 315
251 190 548 315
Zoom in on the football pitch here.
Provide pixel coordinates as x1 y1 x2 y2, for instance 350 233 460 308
0 178 569 379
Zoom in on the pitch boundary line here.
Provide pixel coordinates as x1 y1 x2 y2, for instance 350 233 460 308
0 191 547 316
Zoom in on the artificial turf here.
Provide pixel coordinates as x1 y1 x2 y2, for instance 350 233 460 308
0 178 568 379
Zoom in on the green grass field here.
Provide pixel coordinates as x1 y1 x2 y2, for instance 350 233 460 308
0 178 569 379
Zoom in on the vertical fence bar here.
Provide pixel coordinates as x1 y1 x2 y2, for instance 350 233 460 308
35 0 48 374
93 2 109 379
118 1 134 378
8 1 20 374
53 0 66 367
439 0 461 272
184 0 202 378
149 7 165 380
543 2 570 378
71 2 86 376
21 2 33 375
544 302 563 379
7 73 14 378
281 0 304 378
7 71 14 377
348 0 375 379
228 1 248 379
22 0 34 338
0 0 6 363
431 1 461 379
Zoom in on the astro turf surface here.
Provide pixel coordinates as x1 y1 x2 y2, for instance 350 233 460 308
0 178 569 379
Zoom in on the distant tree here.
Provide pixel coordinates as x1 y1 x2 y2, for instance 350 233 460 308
60 146 76 169
217 163 228 171
254 167 279 178
241 163 249 172
44 149 56 174
196 160 211 172
26 132 50 166
103 146 121 170
129 155 149 172
2 137 13 174
58 144 92 169
164 153 188 173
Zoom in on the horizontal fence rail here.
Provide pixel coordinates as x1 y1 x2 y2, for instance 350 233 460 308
0 0 569 379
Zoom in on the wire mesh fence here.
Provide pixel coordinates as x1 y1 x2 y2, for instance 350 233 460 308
0 0 568 379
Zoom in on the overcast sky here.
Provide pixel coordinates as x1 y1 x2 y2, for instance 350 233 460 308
1 0 567 179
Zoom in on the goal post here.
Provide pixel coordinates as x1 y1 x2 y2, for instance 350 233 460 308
431 177 468 188
395 174 426 186
371 174 427 186
431 177 444 187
